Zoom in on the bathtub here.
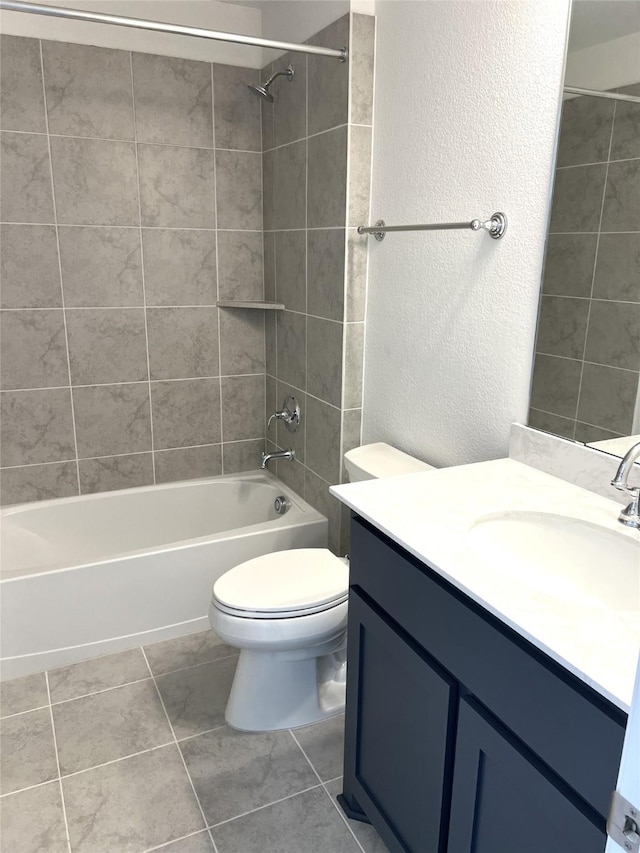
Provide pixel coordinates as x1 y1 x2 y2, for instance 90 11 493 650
0 471 327 680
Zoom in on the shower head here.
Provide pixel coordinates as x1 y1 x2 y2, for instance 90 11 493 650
248 64 294 102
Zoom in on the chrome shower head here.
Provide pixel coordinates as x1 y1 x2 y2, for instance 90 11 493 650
248 64 294 102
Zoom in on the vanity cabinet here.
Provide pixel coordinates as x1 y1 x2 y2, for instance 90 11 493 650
340 516 627 853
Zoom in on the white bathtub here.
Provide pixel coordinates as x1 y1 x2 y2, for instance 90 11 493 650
0 471 327 680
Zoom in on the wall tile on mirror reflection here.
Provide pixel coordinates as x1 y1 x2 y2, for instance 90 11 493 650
79 453 153 495
274 141 306 230
305 396 341 485
142 230 217 306
0 461 78 506
276 311 306 391
574 422 624 444
273 54 306 148
0 225 61 309
217 231 263 302
221 375 265 442
1 132 54 223
133 53 212 148
219 310 265 376
308 16 349 136
1 310 69 391
138 145 215 229
556 96 614 168
223 438 265 474
601 159 640 232
584 301 640 371
66 308 148 385
43 42 134 140
73 383 151 458
577 363 638 435
549 164 606 233
541 233 597 298
213 64 261 152
275 231 306 313
51 137 138 226
1 388 75 466
151 379 221 450
527 408 575 440
59 227 143 308
535 296 589 360
308 127 347 228
0 36 46 133
155 445 222 484
146 307 219 380
307 317 343 408
307 229 345 322
610 84 640 161
529 354 582 420
215 150 262 231
350 14 375 127
593 233 640 303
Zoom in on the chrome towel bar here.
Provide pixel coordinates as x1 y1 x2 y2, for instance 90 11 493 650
358 212 508 241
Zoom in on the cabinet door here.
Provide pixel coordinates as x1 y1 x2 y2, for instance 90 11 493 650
343 590 456 853
447 698 606 853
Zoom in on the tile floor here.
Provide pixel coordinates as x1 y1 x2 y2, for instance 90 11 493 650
0 630 388 853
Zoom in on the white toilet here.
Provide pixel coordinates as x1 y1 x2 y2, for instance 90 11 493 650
208 443 433 732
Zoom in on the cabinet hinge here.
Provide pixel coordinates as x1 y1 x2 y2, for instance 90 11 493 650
608 790 640 853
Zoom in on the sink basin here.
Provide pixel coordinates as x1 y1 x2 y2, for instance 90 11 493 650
468 512 640 612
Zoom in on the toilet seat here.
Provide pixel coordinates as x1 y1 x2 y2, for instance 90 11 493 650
212 548 348 620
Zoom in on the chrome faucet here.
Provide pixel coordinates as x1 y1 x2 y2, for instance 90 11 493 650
261 448 295 470
610 440 640 528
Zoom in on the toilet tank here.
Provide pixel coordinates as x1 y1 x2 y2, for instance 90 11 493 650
343 443 434 482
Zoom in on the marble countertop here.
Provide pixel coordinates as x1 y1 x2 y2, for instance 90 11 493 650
331 458 640 712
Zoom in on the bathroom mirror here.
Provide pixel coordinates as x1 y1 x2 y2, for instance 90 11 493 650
527 0 640 457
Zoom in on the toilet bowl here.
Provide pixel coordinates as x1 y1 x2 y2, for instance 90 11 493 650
209 443 434 732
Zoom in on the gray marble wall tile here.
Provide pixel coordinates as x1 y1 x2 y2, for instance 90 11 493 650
151 379 221 450
275 230 306 312
48 648 149 703
219 309 265 375
265 311 276 377
43 41 134 140
549 164 607 233
262 148 275 231
308 16 349 136
274 140 306 230
1 388 75 466
348 125 372 227
0 225 62 309
147 307 219 380
73 382 151 458
307 229 345 321
132 53 212 148
155 444 222 483
263 231 276 301
574 422 623 443
541 233 598 298
0 35 46 133
78 452 154 494
601 159 640 232
304 467 341 554
307 317 343 407
223 438 265 473
273 54 307 148
144 629 233 676
66 308 148 385
266 375 277 420
350 14 375 127
0 460 78 505
217 230 263 301
0 132 54 223
260 65 274 152
343 323 364 409
0 708 58 794
0 672 48 717
51 137 138 225
341 408 362 481
305 395 341 485
276 310 306 391
62 745 205 853
0 781 68 853
584 300 640 370
142 229 217 306
308 127 348 228
593 233 640 302
213 63 261 152
346 231 367 321
529 353 582 419
215 150 262 230
221 375 265 441
556 95 614 167
528 408 575 439
577 363 638 434
535 295 590 359
59 226 143 307
274 381 305 463
610 84 640 161
1 310 68 390
274 455 305 495
138 145 215 228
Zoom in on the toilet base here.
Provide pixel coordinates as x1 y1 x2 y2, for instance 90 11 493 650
225 644 347 732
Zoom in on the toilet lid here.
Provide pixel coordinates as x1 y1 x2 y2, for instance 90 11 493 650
212 549 349 615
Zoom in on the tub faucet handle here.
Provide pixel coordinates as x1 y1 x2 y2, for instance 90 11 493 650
267 396 301 433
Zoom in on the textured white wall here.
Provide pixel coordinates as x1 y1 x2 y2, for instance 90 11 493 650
362 0 571 467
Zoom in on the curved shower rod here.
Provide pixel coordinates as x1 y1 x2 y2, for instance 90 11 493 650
0 0 348 61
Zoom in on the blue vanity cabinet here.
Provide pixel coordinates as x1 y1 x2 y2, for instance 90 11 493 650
341 516 627 853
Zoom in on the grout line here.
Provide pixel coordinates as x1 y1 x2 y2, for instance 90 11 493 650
556 156 640 170
303 51 309 501
262 121 351 154
212 64 224 479
44 672 72 853
143 828 215 853
320 777 367 853
207 782 324 830
58 741 176 781
1 373 268 394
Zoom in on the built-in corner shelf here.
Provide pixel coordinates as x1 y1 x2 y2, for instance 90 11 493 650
216 301 285 310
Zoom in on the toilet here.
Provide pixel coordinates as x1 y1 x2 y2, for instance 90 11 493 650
208 443 433 732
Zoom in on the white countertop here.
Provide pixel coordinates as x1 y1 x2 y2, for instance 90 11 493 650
331 458 640 712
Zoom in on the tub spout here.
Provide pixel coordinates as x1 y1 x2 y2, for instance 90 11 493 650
261 448 295 469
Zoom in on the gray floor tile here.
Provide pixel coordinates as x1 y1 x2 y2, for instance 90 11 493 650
294 714 345 781
48 647 150 703
0 781 68 853
144 630 236 676
52 680 173 775
155 657 237 739
0 672 48 718
153 830 215 852
62 744 204 853
0 708 58 795
181 725 319 826
211 787 361 853
325 778 390 853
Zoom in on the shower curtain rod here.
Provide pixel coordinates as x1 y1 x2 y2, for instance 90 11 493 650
0 0 348 61
564 86 640 104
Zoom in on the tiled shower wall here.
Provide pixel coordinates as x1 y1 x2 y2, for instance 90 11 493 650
0 36 267 505
262 13 375 553
529 84 640 442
